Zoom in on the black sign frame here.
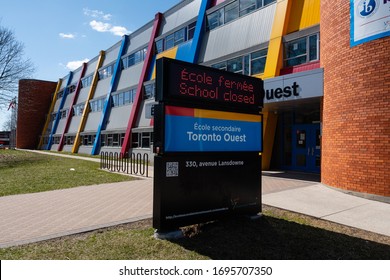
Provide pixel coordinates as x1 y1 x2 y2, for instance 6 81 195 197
153 58 263 232
156 57 264 114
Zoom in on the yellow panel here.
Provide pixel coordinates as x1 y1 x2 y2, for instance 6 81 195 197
263 37 284 79
195 108 262 122
287 0 320 33
270 0 290 38
263 0 292 80
151 47 178 80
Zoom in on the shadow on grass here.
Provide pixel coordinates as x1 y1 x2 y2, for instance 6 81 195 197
172 216 390 260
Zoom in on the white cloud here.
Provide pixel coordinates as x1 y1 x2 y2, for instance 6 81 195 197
83 8 112 21
89 20 129 36
59 33 76 39
64 59 89 71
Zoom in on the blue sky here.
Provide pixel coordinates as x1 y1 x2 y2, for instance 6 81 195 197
0 0 181 129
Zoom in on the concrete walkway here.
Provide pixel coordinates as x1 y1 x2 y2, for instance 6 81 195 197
0 180 153 248
0 151 389 248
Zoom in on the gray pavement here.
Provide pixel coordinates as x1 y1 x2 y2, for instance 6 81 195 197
0 151 389 248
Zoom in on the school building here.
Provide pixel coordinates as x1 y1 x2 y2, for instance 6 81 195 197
17 0 390 199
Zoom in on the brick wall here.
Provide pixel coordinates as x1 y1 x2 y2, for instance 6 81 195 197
321 2 390 196
17 79 57 149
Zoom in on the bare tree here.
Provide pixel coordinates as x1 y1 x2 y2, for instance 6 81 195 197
0 23 35 108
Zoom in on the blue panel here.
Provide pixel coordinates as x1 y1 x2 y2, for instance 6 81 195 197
147 55 157 81
46 72 73 150
164 115 262 152
175 40 193 61
175 0 212 63
91 35 129 155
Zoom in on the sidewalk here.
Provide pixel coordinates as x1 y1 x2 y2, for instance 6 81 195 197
0 151 389 248
262 174 390 237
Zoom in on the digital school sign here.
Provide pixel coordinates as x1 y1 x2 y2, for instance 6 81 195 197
153 57 264 232
156 57 263 113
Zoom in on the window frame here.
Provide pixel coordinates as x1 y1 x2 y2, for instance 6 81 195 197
284 33 320 68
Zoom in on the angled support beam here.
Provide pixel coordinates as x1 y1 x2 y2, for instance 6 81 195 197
176 0 213 63
47 72 73 150
58 63 88 151
263 0 292 79
121 13 163 155
37 79 62 149
91 35 129 155
72 51 105 153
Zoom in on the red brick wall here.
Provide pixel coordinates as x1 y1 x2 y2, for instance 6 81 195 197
17 79 57 149
321 2 390 196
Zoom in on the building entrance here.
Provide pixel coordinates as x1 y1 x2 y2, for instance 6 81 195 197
291 123 320 173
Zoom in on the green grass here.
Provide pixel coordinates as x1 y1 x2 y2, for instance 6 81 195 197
0 149 134 197
0 206 389 260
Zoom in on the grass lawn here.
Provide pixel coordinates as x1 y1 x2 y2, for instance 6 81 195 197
0 206 389 260
0 149 134 197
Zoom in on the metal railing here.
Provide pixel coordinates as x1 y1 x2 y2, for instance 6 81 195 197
100 152 149 177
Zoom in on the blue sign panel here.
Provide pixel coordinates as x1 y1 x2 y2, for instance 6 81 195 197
164 106 262 152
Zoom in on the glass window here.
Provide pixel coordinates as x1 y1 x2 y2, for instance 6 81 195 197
227 57 243 74
188 21 196 40
285 37 307 67
225 1 239 23
309 34 319 61
124 91 130 104
174 28 186 46
132 133 139 148
144 83 155 99
240 0 257 16
99 64 113 79
112 94 118 107
57 90 64 99
264 0 275 6
89 135 95 145
251 49 267 75
82 75 93 88
113 134 119 146
285 34 319 67
128 54 135 68
244 55 250 75
212 62 227 71
118 93 124 106
142 48 147 60
207 9 224 30
121 133 125 146
165 34 175 50
107 134 113 146
68 84 76 93
134 51 142 65
141 132 151 148
156 39 164 53
73 103 84 116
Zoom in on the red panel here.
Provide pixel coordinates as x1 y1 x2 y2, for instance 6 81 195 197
121 13 163 154
280 61 320 76
165 106 194 117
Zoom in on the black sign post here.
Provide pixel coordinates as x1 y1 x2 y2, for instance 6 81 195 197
153 57 264 232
